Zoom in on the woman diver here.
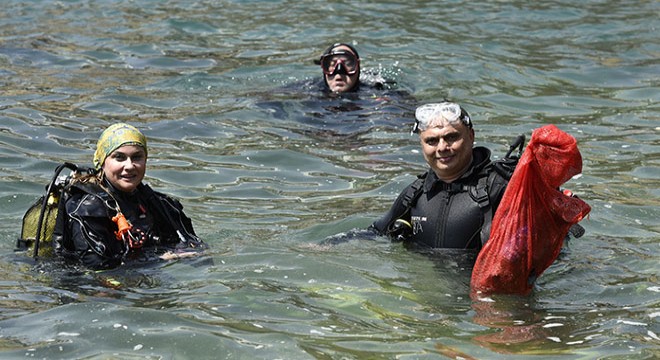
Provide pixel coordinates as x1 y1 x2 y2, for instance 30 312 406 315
51 123 206 270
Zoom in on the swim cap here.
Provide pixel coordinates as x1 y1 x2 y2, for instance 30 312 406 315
93 123 148 169
320 42 360 61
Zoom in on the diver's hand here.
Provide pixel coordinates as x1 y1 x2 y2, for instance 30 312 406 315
320 228 380 245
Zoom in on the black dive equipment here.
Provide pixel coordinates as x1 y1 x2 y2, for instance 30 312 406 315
17 162 94 258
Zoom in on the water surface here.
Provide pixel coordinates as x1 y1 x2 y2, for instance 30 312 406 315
1 0 659 359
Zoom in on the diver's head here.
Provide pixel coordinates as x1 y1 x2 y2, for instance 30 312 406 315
411 102 473 134
413 102 475 183
94 123 148 192
317 43 360 93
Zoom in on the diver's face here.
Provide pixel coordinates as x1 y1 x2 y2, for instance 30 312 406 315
419 121 474 182
102 145 147 192
324 46 359 93
326 71 359 93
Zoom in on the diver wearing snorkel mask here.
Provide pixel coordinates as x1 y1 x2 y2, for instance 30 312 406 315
316 43 361 93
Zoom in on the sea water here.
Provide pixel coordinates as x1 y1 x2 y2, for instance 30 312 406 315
0 0 658 358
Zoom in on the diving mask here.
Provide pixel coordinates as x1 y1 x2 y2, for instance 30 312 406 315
412 102 472 134
320 51 359 76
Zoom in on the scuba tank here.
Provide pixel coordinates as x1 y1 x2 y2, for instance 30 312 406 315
16 162 94 258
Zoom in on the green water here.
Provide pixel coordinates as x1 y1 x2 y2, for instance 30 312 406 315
1 0 658 359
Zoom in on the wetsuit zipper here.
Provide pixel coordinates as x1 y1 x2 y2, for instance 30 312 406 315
436 191 453 247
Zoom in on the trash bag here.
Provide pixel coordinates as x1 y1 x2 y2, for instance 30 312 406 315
471 125 591 296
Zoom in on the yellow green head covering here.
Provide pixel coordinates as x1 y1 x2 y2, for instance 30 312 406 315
93 123 148 169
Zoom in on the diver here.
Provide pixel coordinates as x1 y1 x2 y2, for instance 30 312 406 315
324 101 584 249
314 42 401 94
48 123 206 270
262 41 403 97
370 101 510 249
253 42 414 138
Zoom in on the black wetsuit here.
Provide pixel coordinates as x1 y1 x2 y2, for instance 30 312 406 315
52 179 205 269
371 147 509 250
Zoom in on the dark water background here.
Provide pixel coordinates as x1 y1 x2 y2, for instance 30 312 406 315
1 0 658 359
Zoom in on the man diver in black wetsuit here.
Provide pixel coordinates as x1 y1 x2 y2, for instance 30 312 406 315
321 101 584 249
370 101 511 249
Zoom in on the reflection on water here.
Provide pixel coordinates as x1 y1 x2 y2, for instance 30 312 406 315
1 0 659 358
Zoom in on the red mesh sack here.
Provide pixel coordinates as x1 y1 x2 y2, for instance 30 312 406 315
471 125 591 296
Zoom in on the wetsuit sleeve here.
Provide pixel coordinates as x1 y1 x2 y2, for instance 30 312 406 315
146 189 206 250
369 187 411 236
319 228 381 245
